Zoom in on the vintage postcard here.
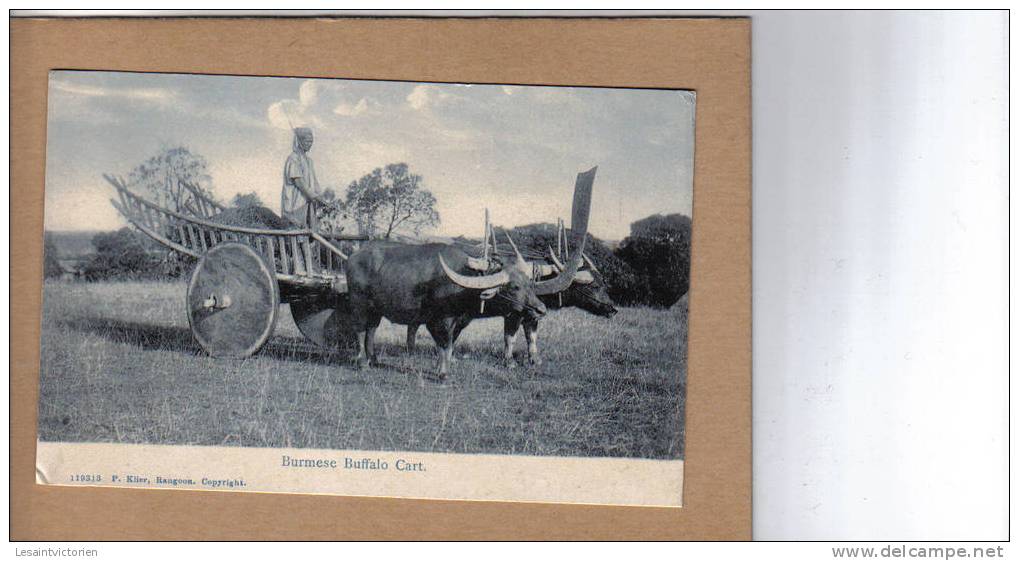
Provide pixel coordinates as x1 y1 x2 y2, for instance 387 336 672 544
36 70 694 506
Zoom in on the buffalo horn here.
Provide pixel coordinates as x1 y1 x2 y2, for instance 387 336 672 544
533 255 581 295
503 230 526 263
549 247 600 278
548 246 566 271
439 254 510 290
535 234 588 295
581 253 601 274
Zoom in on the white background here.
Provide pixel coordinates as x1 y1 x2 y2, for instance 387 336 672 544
751 10 1009 540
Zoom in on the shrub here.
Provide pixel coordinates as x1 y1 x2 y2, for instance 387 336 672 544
83 228 178 281
614 214 691 308
230 192 264 209
495 223 642 305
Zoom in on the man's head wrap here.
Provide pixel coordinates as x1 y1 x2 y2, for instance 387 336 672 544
293 127 314 152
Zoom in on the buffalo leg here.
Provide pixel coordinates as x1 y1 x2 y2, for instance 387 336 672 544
503 315 522 368
366 320 381 366
444 316 473 363
449 317 471 363
355 331 369 369
523 318 542 366
425 319 456 379
441 342 455 376
406 324 420 352
355 313 382 369
366 313 383 366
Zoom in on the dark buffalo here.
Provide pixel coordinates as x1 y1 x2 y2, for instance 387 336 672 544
407 237 617 367
502 251 617 366
345 241 577 378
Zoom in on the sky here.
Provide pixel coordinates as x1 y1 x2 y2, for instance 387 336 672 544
43 71 695 241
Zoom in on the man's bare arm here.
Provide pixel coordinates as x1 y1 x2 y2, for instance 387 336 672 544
292 177 338 211
291 177 319 202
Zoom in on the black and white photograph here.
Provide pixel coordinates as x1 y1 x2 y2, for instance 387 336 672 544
36 70 695 506
14 8 1011 548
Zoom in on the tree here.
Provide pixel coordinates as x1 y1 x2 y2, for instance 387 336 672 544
494 222 644 305
345 163 440 239
83 228 163 281
230 192 264 209
127 147 216 213
614 213 692 308
43 233 64 279
115 147 214 277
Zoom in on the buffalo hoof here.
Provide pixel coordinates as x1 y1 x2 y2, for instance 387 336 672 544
355 357 370 370
528 357 543 366
504 359 518 369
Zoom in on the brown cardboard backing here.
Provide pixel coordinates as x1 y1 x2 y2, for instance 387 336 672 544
10 16 751 540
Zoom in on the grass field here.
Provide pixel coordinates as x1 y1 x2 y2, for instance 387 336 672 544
38 280 687 459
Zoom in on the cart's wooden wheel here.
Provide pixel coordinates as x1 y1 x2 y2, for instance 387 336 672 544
289 292 358 351
187 242 279 358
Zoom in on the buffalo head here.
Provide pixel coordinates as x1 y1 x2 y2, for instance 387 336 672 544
501 229 585 298
547 249 618 317
439 253 548 321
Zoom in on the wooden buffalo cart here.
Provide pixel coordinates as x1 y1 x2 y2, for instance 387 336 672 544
105 175 366 359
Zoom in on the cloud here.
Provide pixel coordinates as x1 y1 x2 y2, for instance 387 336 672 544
50 79 177 105
426 125 486 151
407 84 453 110
267 99 304 129
49 74 270 131
299 80 320 106
268 79 367 129
333 98 377 117
267 95 325 130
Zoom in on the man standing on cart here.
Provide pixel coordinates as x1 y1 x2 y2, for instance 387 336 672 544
282 126 330 229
